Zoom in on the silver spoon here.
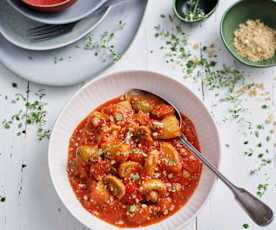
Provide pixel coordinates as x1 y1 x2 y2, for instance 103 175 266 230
126 88 274 226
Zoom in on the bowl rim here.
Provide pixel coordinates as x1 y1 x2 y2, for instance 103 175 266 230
21 0 73 8
173 0 220 23
48 70 222 230
220 0 276 68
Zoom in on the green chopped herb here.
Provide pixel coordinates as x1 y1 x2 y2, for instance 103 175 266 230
77 152 81 157
12 82 18 88
163 209 168 215
168 160 175 166
225 144 230 148
258 154 263 158
257 124 263 129
266 136 270 142
243 141 248 145
243 223 249 229
116 114 122 121
257 143 262 148
109 115 114 122
28 56 33 60
132 174 140 181
0 197 6 202
160 14 165 18
261 104 268 109
129 205 136 212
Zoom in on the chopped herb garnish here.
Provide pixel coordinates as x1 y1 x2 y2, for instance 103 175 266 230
243 223 249 229
168 160 175 166
0 197 6 202
243 141 248 145
132 174 140 181
109 115 114 122
129 205 136 212
12 82 18 88
116 114 122 121
76 152 82 157
163 209 168 215
261 104 268 109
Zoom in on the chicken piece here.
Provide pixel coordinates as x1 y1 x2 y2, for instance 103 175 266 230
161 142 182 173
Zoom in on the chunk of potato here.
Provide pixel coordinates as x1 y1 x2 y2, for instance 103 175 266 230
144 150 160 176
114 101 133 115
158 115 181 139
161 142 182 173
104 175 126 199
131 97 154 113
77 145 98 161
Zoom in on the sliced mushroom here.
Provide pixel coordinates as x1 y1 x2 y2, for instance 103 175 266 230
118 161 140 178
158 115 181 139
104 175 126 199
144 150 160 176
139 179 167 202
77 145 98 161
161 142 182 173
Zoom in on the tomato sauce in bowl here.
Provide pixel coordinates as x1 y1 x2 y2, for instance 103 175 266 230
67 95 202 228
21 0 77 12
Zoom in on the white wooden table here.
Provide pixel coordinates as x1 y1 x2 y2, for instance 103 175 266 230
0 0 275 229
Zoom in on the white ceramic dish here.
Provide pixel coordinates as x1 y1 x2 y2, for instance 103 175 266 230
0 0 148 86
0 0 110 51
6 0 109 25
48 71 221 230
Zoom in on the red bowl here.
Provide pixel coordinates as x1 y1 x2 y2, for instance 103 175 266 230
21 0 78 12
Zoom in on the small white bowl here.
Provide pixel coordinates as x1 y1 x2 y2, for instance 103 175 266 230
48 71 221 230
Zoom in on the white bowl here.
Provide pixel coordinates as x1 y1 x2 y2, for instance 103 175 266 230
48 71 221 230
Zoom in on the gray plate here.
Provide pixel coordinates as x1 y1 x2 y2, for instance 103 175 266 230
6 0 108 25
0 0 148 86
0 1 110 51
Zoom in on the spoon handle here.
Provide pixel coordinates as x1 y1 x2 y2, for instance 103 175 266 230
179 135 274 226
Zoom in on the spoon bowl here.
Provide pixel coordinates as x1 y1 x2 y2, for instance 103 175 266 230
127 88 274 227
173 0 219 23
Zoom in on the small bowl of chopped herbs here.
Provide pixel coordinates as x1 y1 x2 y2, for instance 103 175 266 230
220 0 276 68
173 0 219 23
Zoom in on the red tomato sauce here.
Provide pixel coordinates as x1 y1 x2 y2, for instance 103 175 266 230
67 95 202 228
26 0 66 5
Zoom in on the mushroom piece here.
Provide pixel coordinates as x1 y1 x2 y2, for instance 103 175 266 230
139 179 167 203
103 175 126 199
144 150 160 176
118 161 140 178
77 145 98 161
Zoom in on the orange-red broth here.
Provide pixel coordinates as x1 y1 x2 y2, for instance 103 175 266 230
67 95 202 227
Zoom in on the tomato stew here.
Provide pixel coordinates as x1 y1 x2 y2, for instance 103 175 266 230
67 94 202 228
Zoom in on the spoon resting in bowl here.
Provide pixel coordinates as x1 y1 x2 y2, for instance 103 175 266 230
126 89 274 226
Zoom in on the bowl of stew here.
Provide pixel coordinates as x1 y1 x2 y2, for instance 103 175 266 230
48 71 221 230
